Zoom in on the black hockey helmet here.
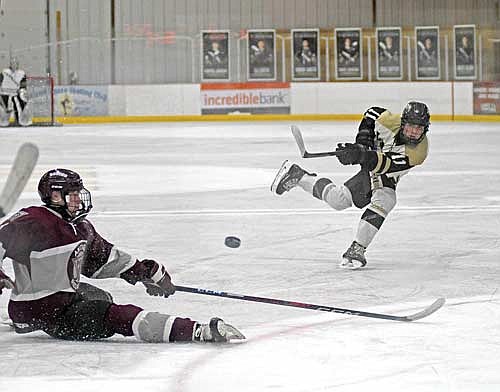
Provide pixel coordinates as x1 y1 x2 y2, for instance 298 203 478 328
38 168 92 221
399 101 430 145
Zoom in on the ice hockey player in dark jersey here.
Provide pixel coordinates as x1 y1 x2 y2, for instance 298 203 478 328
0 168 244 343
271 101 430 269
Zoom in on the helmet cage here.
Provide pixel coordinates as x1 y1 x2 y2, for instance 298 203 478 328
399 101 430 145
38 169 92 221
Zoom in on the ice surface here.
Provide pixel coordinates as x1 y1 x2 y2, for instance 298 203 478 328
1 121 500 391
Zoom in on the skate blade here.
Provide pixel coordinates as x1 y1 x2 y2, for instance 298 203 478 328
339 258 365 270
220 323 246 341
270 160 291 195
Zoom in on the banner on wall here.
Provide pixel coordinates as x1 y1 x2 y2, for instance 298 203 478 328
415 26 440 80
454 25 476 80
54 86 109 116
201 82 290 114
291 29 320 80
473 82 500 114
201 30 230 81
247 29 276 81
335 28 362 80
376 27 402 80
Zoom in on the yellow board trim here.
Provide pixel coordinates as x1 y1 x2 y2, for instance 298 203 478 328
31 113 500 124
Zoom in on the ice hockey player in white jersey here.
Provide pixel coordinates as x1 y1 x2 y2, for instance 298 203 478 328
0 57 32 127
271 101 430 269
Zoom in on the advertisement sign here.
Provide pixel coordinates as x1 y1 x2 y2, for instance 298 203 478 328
291 29 320 80
201 30 230 81
201 82 290 114
376 27 402 80
335 28 362 80
454 25 476 80
415 26 440 80
247 30 276 81
54 86 109 116
473 82 500 114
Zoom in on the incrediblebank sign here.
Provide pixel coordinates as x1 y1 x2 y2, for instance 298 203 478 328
201 82 290 114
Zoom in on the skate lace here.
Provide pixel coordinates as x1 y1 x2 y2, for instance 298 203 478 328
284 178 298 190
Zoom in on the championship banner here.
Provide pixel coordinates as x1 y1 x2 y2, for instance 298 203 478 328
291 29 320 80
415 26 440 80
201 82 290 114
201 30 230 81
473 82 500 114
54 86 109 116
376 27 402 80
247 30 276 81
454 25 476 80
335 28 362 80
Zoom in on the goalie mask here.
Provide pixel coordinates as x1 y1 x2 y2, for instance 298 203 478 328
38 168 92 221
9 57 19 71
399 101 430 145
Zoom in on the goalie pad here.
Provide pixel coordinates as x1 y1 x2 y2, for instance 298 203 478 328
13 95 32 127
0 97 10 126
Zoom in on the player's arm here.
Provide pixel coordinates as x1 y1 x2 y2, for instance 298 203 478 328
355 107 386 148
80 221 175 297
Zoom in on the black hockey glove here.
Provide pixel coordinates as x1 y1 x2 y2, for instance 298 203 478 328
0 269 14 295
335 143 368 165
355 129 375 149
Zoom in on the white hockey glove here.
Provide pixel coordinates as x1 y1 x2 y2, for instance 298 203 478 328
0 269 14 295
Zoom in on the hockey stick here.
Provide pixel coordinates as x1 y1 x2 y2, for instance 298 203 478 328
0 142 39 218
291 125 340 158
176 285 445 322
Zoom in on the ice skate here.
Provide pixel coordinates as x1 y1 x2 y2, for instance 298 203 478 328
340 241 367 270
193 317 245 343
271 160 316 195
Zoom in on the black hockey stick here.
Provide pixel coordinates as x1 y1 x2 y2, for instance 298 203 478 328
176 285 445 322
291 125 340 158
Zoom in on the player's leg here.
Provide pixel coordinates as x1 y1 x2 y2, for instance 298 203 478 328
271 160 353 210
0 95 10 126
12 95 32 127
341 186 397 269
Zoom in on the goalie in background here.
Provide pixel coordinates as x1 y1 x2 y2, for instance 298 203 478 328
271 102 430 269
0 57 32 127
0 168 244 343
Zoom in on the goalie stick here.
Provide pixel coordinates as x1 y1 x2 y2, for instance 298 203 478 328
176 285 445 322
0 142 39 218
291 125 340 158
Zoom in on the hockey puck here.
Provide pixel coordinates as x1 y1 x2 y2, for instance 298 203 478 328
224 236 241 248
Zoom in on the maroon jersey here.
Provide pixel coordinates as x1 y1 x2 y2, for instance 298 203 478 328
0 206 136 301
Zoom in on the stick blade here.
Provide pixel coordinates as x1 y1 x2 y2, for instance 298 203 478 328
0 142 39 218
403 298 446 322
290 125 307 157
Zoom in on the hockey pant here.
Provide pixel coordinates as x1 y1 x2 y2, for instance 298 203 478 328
298 170 397 248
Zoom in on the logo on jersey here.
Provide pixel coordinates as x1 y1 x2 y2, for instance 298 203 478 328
67 242 86 290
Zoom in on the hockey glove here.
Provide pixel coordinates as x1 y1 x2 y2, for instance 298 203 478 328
335 143 368 165
355 129 375 149
0 269 14 295
142 261 176 298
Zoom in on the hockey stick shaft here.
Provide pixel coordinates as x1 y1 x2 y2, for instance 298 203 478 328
0 143 39 218
175 285 445 322
291 125 340 158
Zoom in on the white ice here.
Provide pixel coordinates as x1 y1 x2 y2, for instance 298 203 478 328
1 121 500 392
